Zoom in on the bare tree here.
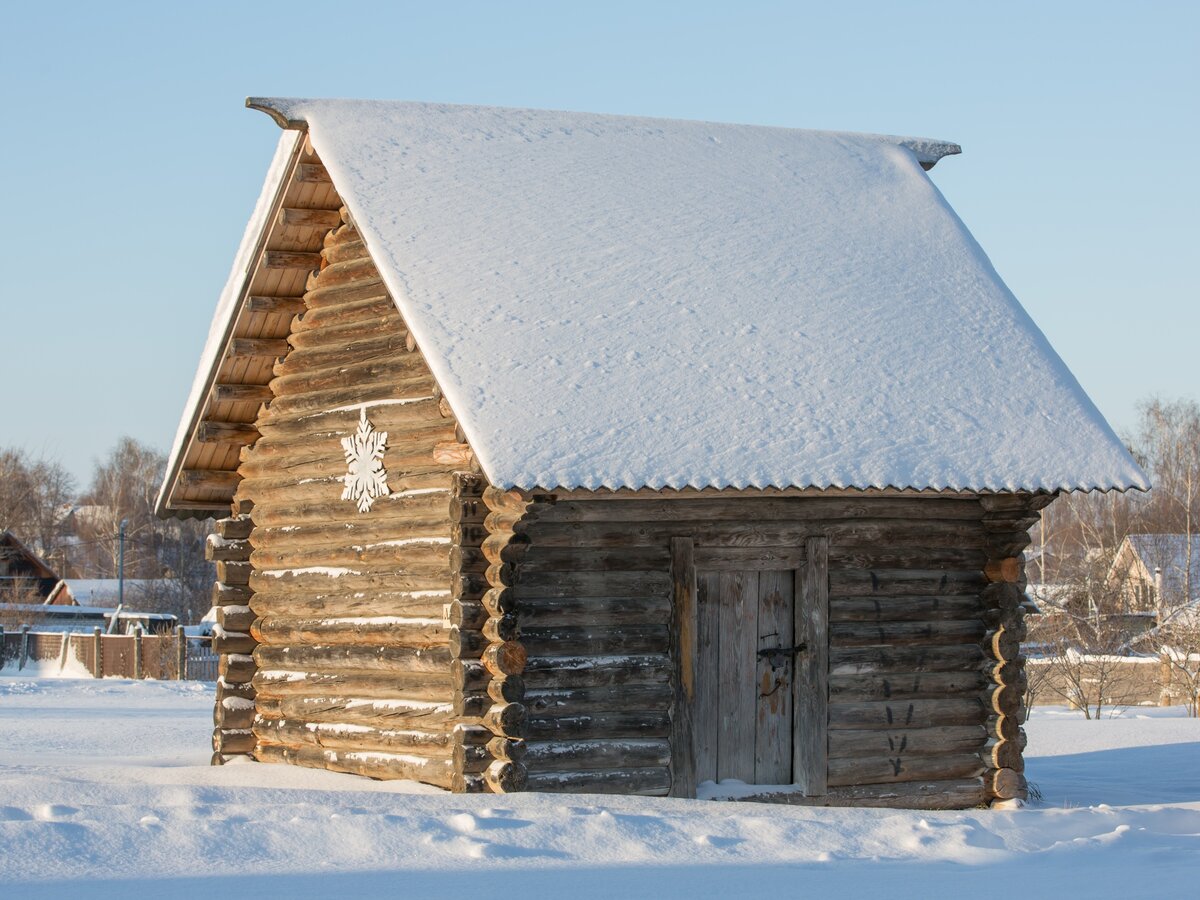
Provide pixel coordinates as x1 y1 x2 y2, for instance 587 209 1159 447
0 448 75 568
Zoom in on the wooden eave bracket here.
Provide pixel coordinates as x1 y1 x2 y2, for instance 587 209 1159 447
246 97 309 131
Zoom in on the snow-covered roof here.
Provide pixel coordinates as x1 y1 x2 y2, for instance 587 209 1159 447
54 579 175 607
164 98 1149 499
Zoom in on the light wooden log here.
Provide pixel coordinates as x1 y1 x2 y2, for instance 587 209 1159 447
212 727 255 754
255 742 453 789
206 537 251 562
214 696 256 729
263 374 437 419
984 558 1022 583
212 582 252 607
248 517 449 552
322 239 369 265
294 163 332 184
212 631 256 655
251 615 445 649
251 400 446 442
989 767 1027 800
212 383 274 404
216 604 255 634
433 442 474 467
253 669 450 701
484 759 527 793
249 539 450 573
293 295 398 332
246 295 307 316
219 653 256 684
253 644 450 676
255 716 453 755
250 590 449 620
216 560 251 585
179 469 240 491
197 422 259 445
263 250 321 271
282 315 406 353
247 490 450 527
215 516 254 540
229 338 290 359
256 696 453 729
278 207 343 229
306 256 378 290
302 277 387 310
482 641 527 676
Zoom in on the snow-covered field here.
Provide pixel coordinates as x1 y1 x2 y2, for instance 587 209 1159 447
1 678 1197 898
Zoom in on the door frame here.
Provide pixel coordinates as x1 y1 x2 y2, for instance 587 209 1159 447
669 535 829 799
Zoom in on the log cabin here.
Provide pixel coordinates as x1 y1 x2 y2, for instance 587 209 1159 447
156 98 1147 808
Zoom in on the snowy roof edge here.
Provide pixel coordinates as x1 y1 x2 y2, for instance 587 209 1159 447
244 96 964 167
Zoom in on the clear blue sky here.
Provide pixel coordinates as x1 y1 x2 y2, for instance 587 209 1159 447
1 1 1195 487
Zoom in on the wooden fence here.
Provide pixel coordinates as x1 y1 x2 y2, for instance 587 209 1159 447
0 626 217 681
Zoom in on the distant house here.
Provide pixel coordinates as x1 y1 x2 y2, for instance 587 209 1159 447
47 579 176 608
157 98 1148 808
0 531 60 602
1108 534 1200 618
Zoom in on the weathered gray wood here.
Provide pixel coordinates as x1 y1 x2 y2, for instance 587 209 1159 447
693 573 720 785
523 767 671 795
734 777 988 809
830 620 987 648
830 644 986 675
520 625 669 657
829 671 988 702
828 698 985 730
525 711 671 741
827 752 985 787
521 654 672 688
828 724 987 759
755 569 794 784
524 739 671 771
718 570 758 783
669 537 698 798
794 535 829 795
829 594 983 623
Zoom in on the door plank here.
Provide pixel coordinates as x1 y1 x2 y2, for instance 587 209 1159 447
755 569 794 784
718 570 759 783
693 572 720 785
794 536 830 795
669 537 698 798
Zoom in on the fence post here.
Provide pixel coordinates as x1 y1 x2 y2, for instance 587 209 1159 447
19 625 30 671
93 627 103 678
176 625 187 680
133 625 143 680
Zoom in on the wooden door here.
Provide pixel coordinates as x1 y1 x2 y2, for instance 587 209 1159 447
670 536 828 796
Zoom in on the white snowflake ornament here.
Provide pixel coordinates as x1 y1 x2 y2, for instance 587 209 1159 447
341 409 390 513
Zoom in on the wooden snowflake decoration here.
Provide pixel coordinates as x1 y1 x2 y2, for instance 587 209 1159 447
341 409 390 513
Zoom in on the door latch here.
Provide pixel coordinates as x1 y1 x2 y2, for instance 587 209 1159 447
757 642 807 669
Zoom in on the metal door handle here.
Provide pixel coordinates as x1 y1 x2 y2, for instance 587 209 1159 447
757 643 807 668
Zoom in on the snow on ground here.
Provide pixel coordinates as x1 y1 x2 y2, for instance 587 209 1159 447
1 679 1197 899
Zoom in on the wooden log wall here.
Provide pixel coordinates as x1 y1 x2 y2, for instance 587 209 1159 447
209 511 258 762
978 493 1050 805
502 493 1047 807
235 207 479 789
